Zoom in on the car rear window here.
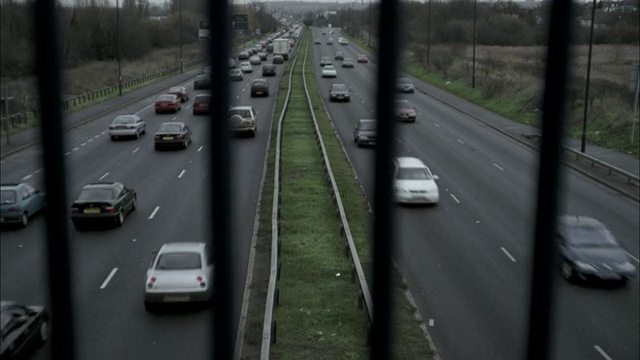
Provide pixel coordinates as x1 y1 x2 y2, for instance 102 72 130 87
113 116 135 124
156 252 202 270
332 85 347 91
1 190 17 204
159 124 182 132
157 95 175 101
397 168 431 180
77 188 115 201
229 109 252 118
360 122 377 130
566 225 617 247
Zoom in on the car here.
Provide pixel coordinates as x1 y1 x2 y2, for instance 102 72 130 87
229 106 257 137
250 79 270 97
258 52 268 61
168 86 189 102
329 83 350 102
154 122 192 150
262 64 276 76
272 55 284 64
229 68 244 81
194 75 211 90
320 56 332 67
249 55 261 65
0 301 49 358
339 37 349 45
238 51 250 60
108 114 146 140
393 157 439 205
395 99 417 122
227 59 236 68
192 94 211 115
353 119 378 147
0 183 46 228
240 62 253 73
321 31 326 35
322 65 337 78
70 181 136 229
342 57 355 68
314 39 322 44
144 242 214 311
335 51 344 60
155 94 181 114
556 216 636 284
397 77 415 93
326 38 334 45
255 44 263 51
266 43 274 52
203 66 212 75
357 54 369 63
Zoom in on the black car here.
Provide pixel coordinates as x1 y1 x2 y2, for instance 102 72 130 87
262 64 276 77
272 55 284 64
238 51 250 60
194 75 211 90
250 79 270 97
334 51 344 60
556 216 636 284
329 83 350 102
353 119 377 147
0 301 48 359
154 122 192 150
70 182 136 229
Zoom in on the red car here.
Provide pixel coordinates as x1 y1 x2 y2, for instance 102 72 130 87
395 99 417 122
192 94 211 115
357 54 369 63
155 94 181 114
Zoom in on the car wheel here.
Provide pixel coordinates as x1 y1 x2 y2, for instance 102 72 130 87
72 220 85 231
115 211 124 227
19 212 29 228
38 321 49 344
183 140 189 149
135 131 140 139
154 144 160 151
110 135 117 141
144 301 155 312
155 110 160 114
130 197 137 212
561 261 574 281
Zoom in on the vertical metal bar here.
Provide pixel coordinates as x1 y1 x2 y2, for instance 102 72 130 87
526 0 574 359
581 0 597 153
427 0 431 68
208 0 233 359
116 0 122 96
179 0 183 73
472 0 477 89
33 0 75 359
371 0 400 358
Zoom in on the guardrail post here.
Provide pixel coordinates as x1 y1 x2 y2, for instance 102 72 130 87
271 321 277 344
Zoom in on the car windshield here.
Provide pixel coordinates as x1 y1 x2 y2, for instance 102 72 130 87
159 124 182 132
398 168 432 180
1 190 17 204
157 95 175 101
566 225 618 247
77 188 115 201
156 252 202 270
332 85 347 92
113 116 135 124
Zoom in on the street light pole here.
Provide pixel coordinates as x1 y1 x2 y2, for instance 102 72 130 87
472 0 477 89
368 0 371 47
361 0 364 40
427 0 432 67
581 0 597 153
116 0 122 96
179 0 183 73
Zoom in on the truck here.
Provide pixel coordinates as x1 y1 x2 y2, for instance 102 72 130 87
272 38 290 60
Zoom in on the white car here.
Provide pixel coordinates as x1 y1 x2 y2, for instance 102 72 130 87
240 62 253 73
393 157 439 204
144 242 214 310
322 65 337 78
108 114 146 140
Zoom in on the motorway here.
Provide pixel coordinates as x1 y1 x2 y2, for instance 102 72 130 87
309 27 639 360
0 52 282 359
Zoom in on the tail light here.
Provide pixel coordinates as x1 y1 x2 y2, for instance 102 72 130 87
8 206 20 212
104 206 115 213
70 207 79 214
147 276 156 288
176 134 185 140
198 275 206 287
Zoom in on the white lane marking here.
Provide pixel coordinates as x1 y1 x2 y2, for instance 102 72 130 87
101 131 107 134
132 238 137 242
396 138 402 144
94 135 100 138
80 142 87 146
434 123 440 127
65 152 71 156
625 251 639 263
132 147 139 154
99 172 109 180
197 146 203 152
87 138 93 142
493 163 504 171
100 268 118 289
594 345 613 360
450 194 461 204
148 206 160 219
21 174 33 181
428 319 434 327
178 170 186 178
501 247 517 262
457 139 465 144
73 147 79 151
34 169 43 174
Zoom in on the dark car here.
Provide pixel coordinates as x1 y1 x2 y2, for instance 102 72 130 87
329 83 350 102
353 119 378 147
258 52 268 61
342 58 355 68
194 75 211 90
238 51 250 60
168 86 189 103
250 79 270 97
0 183 46 228
266 43 274 53
262 64 276 77
154 94 181 114
154 122 192 150
0 301 48 359
556 216 636 284
320 56 332 67
334 51 344 60
272 55 284 64
395 99 417 122
397 77 415 93
192 94 211 115
70 182 136 229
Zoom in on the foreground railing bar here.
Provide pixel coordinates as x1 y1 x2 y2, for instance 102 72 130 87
371 0 401 358
525 0 574 359
207 2 233 359
34 0 76 359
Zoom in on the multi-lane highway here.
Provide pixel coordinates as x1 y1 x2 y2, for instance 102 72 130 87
310 27 639 360
1 52 283 359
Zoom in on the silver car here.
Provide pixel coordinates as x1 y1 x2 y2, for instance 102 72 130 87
144 242 214 310
108 115 146 140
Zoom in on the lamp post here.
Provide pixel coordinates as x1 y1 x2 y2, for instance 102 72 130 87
368 0 371 47
427 0 432 67
472 0 477 89
361 0 364 40
581 0 597 153
179 0 183 73
116 0 122 96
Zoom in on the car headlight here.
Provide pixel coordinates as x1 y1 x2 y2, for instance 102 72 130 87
574 261 597 272
394 187 409 194
616 262 636 272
